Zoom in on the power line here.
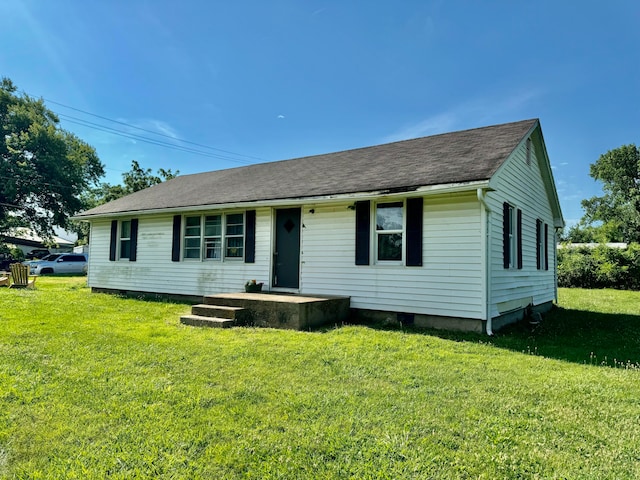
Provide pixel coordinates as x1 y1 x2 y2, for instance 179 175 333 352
57 113 254 164
20 90 266 164
43 97 264 162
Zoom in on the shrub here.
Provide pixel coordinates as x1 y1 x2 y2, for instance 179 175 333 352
558 243 640 290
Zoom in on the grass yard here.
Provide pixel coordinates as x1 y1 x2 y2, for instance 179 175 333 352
1 278 639 479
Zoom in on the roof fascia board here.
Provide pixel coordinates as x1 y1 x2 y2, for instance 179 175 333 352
73 180 490 220
531 126 565 229
488 121 565 229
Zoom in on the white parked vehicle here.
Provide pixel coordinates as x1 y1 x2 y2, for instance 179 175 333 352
29 253 88 275
23 253 63 269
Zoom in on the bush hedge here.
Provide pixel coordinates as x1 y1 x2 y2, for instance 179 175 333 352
558 243 640 290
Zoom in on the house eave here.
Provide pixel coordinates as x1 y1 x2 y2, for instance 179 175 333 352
72 180 491 221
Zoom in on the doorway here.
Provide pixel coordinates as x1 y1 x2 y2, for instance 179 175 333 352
273 208 301 289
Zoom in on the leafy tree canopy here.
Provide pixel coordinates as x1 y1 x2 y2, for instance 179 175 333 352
0 78 104 238
82 160 178 209
72 160 179 243
580 144 640 243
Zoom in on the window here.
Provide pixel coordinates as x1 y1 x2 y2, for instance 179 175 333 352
60 255 87 262
110 219 138 262
182 213 244 261
204 215 222 259
355 199 422 266
376 202 403 262
184 216 202 259
508 206 517 268
225 213 244 258
503 203 522 269
526 137 532 166
120 220 131 259
536 220 548 270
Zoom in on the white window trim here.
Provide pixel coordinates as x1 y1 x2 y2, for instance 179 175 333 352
224 212 245 260
118 219 131 261
182 212 245 262
537 219 547 271
508 205 518 269
374 200 405 265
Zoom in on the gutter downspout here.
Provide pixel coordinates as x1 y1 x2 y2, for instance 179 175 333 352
477 188 493 336
554 227 562 304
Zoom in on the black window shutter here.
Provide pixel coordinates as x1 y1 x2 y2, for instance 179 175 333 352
171 215 182 262
245 210 256 263
109 220 117 261
502 202 510 269
406 197 423 266
517 209 523 269
129 218 139 262
544 223 549 271
355 201 370 265
536 219 541 269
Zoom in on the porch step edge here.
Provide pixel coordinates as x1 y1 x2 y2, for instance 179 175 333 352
192 304 246 319
180 314 235 328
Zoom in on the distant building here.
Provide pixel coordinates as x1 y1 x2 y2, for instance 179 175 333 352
1 228 75 254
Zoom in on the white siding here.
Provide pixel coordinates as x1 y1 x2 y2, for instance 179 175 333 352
487 138 557 317
87 208 271 296
299 194 485 319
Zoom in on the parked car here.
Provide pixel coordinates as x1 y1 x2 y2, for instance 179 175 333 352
23 253 63 269
25 248 50 260
30 253 88 275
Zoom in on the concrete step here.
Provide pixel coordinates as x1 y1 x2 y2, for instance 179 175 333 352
203 295 245 307
192 304 246 319
180 314 234 328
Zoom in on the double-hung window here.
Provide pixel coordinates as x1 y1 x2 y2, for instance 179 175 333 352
184 216 202 259
225 213 244 258
183 213 244 261
508 206 517 268
375 202 404 262
503 202 522 269
204 215 222 259
109 218 138 262
119 220 131 260
536 219 548 270
355 198 422 266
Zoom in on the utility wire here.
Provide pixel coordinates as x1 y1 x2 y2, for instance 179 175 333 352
20 91 266 163
57 113 254 164
43 97 265 162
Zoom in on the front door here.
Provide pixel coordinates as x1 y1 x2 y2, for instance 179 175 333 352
273 208 301 288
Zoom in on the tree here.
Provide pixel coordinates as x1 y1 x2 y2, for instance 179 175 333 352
73 160 179 243
561 222 623 244
581 144 640 243
0 78 104 238
82 160 178 208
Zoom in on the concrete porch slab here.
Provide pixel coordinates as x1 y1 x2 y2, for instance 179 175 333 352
203 292 351 330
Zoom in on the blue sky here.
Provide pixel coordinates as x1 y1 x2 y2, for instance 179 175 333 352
2 1 640 227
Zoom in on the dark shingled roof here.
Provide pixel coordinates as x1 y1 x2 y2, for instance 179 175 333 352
77 118 538 217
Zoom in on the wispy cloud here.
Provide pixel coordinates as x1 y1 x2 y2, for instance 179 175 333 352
382 88 543 143
12 1 82 99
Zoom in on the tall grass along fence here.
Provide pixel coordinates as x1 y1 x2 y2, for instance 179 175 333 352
558 243 640 290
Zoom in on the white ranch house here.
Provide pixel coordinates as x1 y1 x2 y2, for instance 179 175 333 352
76 119 564 333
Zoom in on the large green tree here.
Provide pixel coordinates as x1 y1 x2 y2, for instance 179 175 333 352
0 78 104 238
81 160 178 209
581 144 640 243
73 160 179 243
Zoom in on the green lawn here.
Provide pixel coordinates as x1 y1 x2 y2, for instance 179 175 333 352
1 278 639 479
